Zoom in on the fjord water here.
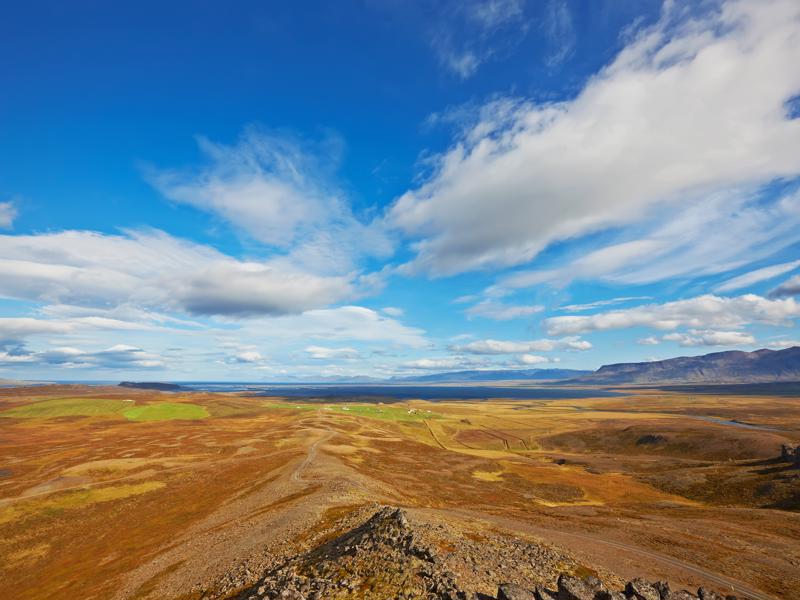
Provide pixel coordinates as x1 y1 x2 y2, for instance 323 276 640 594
178 383 622 400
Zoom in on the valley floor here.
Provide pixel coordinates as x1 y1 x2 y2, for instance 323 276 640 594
1 385 799 600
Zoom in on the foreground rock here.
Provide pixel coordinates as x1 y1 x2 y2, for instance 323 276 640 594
780 443 800 467
219 507 746 600
523 574 741 600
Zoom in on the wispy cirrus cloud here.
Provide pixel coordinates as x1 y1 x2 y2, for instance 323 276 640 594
450 336 590 354
0 202 16 229
716 260 800 292
542 0 575 67
148 127 392 275
545 294 800 336
427 0 529 79
464 299 543 320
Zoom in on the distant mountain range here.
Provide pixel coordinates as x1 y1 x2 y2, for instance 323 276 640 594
112 347 800 390
570 346 800 385
391 368 591 383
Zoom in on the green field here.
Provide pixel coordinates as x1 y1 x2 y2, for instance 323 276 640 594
0 397 132 419
122 402 209 421
0 398 209 421
265 402 438 422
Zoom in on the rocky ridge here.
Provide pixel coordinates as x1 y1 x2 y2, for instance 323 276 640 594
221 507 746 600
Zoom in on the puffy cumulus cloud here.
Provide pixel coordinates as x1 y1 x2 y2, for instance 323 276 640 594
391 0 800 276
0 344 165 369
173 263 353 317
0 202 16 229
401 357 483 370
234 350 263 363
638 336 661 346
770 274 800 298
545 294 800 336
304 345 360 360
516 353 550 365
451 336 591 354
716 260 800 293
0 230 361 318
464 300 543 320
148 128 392 274
662 329 756 347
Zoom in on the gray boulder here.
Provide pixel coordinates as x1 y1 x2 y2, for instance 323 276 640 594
498 583 537 600
557 574 598 600
625 578 661 600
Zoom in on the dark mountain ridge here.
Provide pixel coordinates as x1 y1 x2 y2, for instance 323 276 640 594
570 346 800 385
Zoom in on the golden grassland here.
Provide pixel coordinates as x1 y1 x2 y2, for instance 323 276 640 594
0 384 799 600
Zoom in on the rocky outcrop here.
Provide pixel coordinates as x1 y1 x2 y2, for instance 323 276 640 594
222 507 746 600
781 443 800 467
519 574 740 600
232 507 463 600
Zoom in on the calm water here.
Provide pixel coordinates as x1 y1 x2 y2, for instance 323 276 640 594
179 383 622 401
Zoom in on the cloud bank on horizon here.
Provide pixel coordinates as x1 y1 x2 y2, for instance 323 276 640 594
1 0 799 380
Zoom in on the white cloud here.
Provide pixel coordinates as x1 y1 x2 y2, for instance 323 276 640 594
0 343 165 369
562 296 652 312
403 358 455 370
662 329 756 347
469 0 525 29
148 127 392 274
545 293 800 335
715 260 800 292
490 178 800 297
765 339 800 349
426 0 528 79
770 274 800 297
0 318 72 344
0 229 360 317
464 300 543 320
173 262 353 317
638 336 661 346
516 353 550 365
304 345 360 360
0 202 16 229
234 350 263 363
451 336 591 354
401 357 478 370
543 0 575 67
391 0 800 276
237 306 429 349
381 307 405 317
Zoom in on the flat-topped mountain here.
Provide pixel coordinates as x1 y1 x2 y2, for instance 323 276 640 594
571 346 800 385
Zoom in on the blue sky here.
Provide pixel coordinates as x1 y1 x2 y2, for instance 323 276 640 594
1 0 799 381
